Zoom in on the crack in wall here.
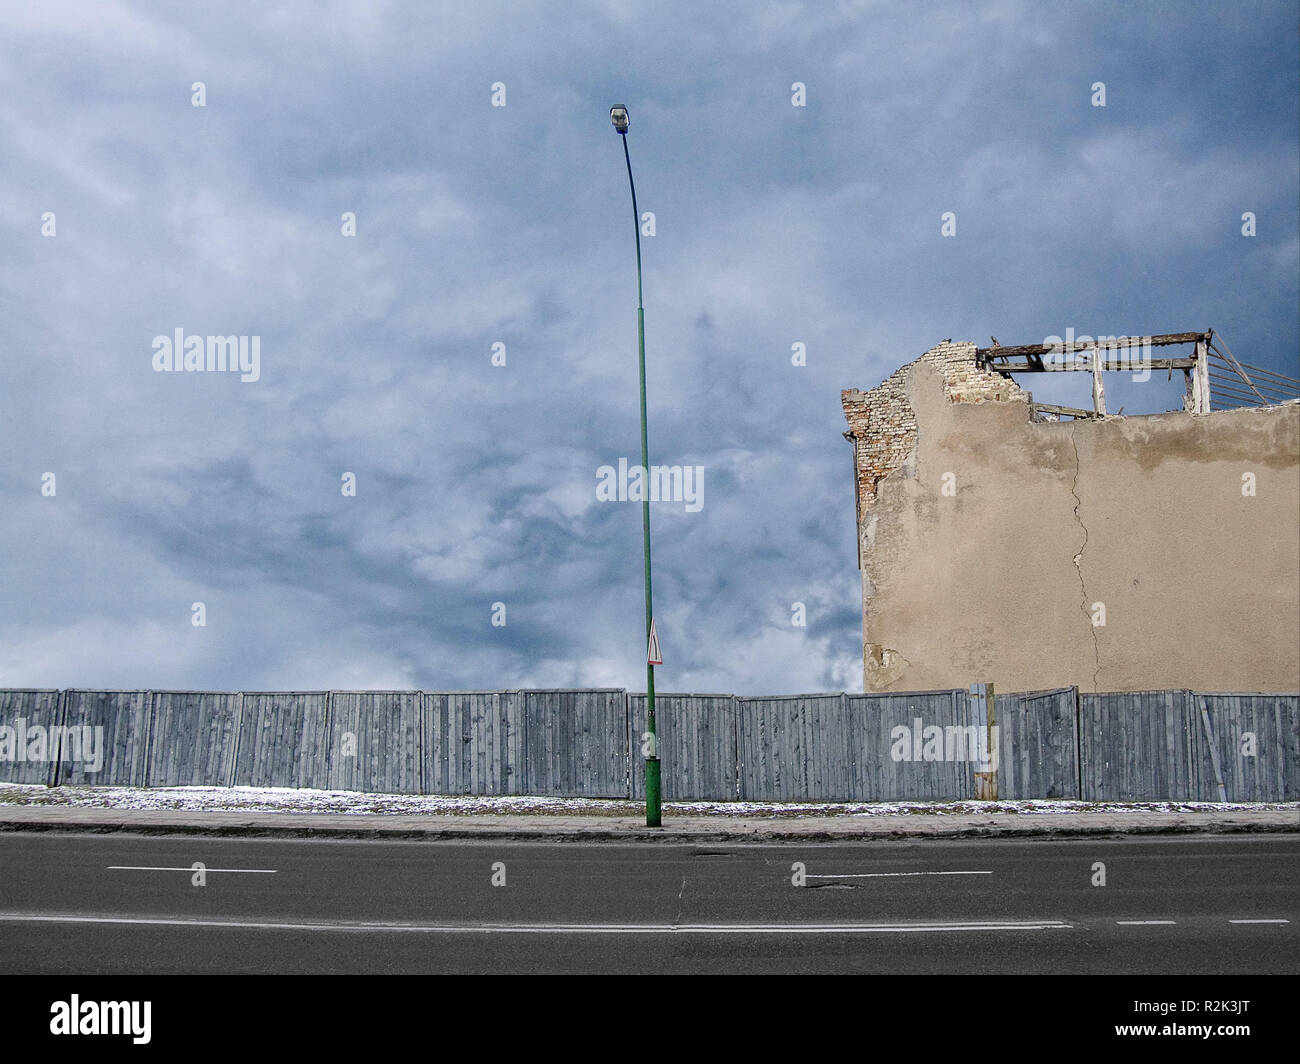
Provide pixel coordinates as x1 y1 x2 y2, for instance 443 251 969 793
1069 424 1102 690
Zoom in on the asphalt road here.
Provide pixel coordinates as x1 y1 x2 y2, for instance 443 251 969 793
0 832 1295 973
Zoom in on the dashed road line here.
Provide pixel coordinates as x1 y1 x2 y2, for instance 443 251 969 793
806 871 992 879
107 866 277 873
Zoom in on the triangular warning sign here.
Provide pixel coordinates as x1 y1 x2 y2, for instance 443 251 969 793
647 618 662 665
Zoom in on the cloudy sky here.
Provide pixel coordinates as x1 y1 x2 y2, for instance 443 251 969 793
1 0 1296 696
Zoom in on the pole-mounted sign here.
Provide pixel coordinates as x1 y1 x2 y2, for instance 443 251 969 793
647 618 662 665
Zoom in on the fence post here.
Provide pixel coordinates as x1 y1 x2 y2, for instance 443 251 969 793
1197 696 1228 802
625 689 633 799
841 691 851 800
732 694 743 800
141 690 156 789
227 692 245 788
970 682 997 799
1073 687 1083 800
324 689 336 792
48 689 68 788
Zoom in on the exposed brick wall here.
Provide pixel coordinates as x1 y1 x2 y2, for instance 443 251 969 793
841 341 1028 554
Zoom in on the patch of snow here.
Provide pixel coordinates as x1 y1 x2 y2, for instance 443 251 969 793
0 782 1293 818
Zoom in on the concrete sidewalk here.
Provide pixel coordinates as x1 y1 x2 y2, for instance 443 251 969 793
1 803 1295 841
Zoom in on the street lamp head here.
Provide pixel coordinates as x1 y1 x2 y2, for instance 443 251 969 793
610 105 629 134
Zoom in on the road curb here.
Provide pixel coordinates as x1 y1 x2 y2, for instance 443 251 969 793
0 814 1295 843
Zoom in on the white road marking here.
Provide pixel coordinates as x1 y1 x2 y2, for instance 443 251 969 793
1116 920 1176 925
1228 919 1289 924
0 913 1072 935
107 866 277 873
805 871 993 879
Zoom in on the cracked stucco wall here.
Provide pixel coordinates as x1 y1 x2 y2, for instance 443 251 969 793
842 343 1300 693
1067 428 1102 690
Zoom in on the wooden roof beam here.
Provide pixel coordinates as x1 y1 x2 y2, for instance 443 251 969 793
976 331 1210 361
992 357 1196 373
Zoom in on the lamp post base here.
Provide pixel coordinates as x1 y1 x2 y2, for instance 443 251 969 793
644 757 661 827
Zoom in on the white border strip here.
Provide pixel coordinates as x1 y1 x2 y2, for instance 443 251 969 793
0 913 1071 935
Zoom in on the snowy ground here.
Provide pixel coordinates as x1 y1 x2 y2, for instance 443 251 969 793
0 782 1294 818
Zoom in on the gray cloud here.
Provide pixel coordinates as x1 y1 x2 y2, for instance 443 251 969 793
1 0 1295 695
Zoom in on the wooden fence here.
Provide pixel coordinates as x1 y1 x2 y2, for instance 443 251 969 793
0 687 1294 801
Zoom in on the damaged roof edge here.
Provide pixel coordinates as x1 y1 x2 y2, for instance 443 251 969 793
974 330 1211 361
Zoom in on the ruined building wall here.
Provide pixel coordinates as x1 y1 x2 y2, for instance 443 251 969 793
842 341 1028 559
841 342 1300 693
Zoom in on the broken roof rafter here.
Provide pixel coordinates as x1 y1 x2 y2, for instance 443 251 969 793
996 356 1197 372
975 331 1210 364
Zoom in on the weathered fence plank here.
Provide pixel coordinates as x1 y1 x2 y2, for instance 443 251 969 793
146 691 242 787
521 689 627 797
738 694 856 801
329 691 420 794
629 693 738 800
994 688 1080 799
0 689 64 785
56 690 151 787
1079 690 1200 800
233 691 330 789
422 691 524 795
1198 692 1300 802
851 690 973 801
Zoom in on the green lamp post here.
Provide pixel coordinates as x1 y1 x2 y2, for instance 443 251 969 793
610 103 660 828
